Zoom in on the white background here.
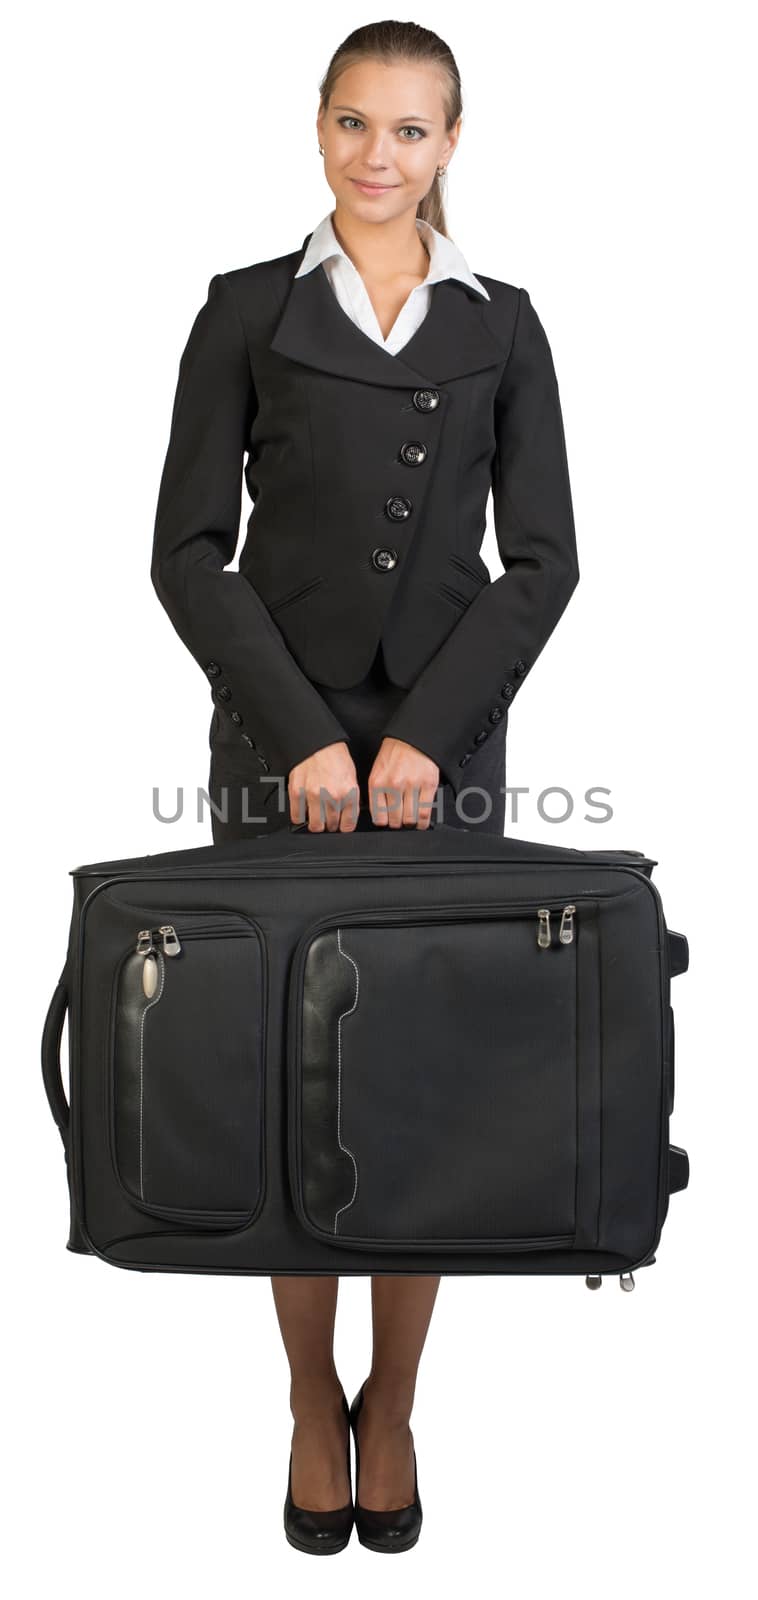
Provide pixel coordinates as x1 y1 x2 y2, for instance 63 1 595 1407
4 0 755 1593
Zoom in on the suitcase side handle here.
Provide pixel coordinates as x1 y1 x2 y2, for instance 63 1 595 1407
667 929 689 976
668 1144 690 1193
41 969 70 1151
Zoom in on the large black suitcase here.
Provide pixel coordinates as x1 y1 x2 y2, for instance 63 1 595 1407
42 824 690 1288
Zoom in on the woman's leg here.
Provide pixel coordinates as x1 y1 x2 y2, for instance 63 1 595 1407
270 1276 352 1511
356 1274 442 1510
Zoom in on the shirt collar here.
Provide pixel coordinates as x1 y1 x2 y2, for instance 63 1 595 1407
294 210 490 301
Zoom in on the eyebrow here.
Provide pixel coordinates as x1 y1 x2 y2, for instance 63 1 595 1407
332 105 435 123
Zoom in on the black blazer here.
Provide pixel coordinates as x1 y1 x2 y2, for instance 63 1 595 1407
151 233 579 798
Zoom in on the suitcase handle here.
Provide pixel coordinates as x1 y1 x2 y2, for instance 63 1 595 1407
41 969 70 1151
668 1144 690 1193
667 929 689 977
289 800 436 832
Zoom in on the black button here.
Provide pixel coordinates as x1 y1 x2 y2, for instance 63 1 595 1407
205 660 221 677
489 706 504 723
258 757 270 772
241 733 256 748
385 495 412 522
459 753 472 767
217 684 232 701
500 683 515 700
372 547 398 571
412 388 440 412
513 658 527 676
230 711 243 725
474 729 489 745
399 440 427 466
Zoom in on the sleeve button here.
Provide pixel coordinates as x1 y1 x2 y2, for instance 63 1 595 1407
205 660 221 677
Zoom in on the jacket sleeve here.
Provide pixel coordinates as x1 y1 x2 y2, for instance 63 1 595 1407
151 271 352 781
378 287 580 797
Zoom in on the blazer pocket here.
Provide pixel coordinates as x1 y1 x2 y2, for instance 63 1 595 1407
448 552 488 588
437 581 471 610
268 574 325 615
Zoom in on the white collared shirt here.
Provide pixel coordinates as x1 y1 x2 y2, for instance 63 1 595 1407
294 210 490 355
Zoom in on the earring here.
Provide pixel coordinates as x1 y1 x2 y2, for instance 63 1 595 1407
318 144 324 155
437 166 448 178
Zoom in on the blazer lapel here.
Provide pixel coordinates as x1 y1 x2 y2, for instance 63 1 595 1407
269 232 510 388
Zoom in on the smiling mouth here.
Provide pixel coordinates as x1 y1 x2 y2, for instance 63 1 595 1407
351 178 397 189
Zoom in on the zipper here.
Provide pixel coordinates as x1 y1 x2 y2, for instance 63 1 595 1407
74 851 656 881
537 903 575 948
131 920 253 998
559 904 575 944
289 897 594 995
133 920 244 958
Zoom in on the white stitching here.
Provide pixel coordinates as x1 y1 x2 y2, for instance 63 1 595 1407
139 952 165 1200
333 929 359 1233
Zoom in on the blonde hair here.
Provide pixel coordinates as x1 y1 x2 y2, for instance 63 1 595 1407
318 19 463 237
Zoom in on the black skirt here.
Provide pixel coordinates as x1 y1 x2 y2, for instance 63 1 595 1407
208 642 507 843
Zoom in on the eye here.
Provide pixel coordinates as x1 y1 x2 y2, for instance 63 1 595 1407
336 116 426 140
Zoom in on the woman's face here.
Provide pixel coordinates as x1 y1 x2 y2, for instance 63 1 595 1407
317 59 460 222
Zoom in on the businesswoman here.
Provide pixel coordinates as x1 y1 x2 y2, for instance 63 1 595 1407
151 19 579 1555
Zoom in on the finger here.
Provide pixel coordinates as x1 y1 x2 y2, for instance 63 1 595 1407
384 783 405 828
289 783 307 826
321 784 344 833
305 788 326 832
412 786 436 830
339 786 360 832
369 786 389 826
402 784 422 828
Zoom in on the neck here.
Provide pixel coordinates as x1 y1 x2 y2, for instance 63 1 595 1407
330 205 430 283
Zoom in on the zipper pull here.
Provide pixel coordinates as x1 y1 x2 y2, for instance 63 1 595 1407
135 928 162 997
142 952 160 999
159 924 181 957
559 904 576 945
537 909 552 949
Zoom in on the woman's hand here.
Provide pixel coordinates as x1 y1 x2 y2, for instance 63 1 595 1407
367 738 439 829
288 741 361 832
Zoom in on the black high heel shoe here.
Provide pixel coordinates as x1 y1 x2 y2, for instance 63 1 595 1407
348 1381 423 1553
284 1390 354 1554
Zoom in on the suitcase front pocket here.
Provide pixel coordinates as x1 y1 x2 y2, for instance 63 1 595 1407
288 901 602 1252
109 912 265 1225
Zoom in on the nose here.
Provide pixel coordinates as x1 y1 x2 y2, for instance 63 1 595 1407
362 133 391 167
